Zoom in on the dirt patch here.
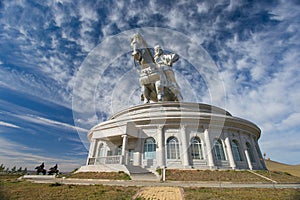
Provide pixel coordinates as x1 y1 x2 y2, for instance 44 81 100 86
133 187 184 200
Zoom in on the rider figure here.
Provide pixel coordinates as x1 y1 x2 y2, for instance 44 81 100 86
154 45 182 101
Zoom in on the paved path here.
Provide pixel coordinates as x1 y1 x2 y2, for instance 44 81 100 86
133 187 184 200
25 178 300 189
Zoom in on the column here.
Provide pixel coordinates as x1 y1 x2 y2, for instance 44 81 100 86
86 139 97 165
157 125 165 167
244 149 253 170
240 135 253 170
204 128 215 168
252 138 267 169
249 137 261 167
121 134 128 164
224 133 236 169
134 134 142 166
180 125 190 168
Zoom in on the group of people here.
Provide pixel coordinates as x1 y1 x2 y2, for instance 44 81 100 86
35 162 59 175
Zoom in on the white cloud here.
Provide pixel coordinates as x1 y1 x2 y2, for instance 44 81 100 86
0 121 20 129
14 114 88 141
0 0 299 165
196 2 210 14
0 137 84 172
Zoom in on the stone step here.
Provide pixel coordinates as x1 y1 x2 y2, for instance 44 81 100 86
125 165 151 174
125 165 159 181
130 173 159 181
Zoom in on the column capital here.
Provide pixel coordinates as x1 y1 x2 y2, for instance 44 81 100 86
180 124 186 130
158 125 164 130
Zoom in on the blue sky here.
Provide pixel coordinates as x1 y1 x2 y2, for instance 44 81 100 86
0 0 299 172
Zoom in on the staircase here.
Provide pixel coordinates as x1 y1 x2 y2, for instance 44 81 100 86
125 165 159 181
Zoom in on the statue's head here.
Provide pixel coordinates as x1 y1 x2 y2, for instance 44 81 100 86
154 45 163 57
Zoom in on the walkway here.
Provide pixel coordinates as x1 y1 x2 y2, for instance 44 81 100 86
25 177 300 189
133 187 184 200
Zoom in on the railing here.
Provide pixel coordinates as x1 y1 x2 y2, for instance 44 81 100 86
215 160 230 166
93 156 122 165
88 158 95 165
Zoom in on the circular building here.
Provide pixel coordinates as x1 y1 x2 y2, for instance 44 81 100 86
78 102 266 173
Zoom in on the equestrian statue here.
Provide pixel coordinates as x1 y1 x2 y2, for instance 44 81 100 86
35 162 46 175
130 33 183 103
48 164 59 175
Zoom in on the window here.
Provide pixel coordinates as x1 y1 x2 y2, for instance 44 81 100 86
246 142 255 163
167 137 180 159
97 143 105 157
232 140 242 161
191 137 204 159
144 137 156 159
213 139 226 160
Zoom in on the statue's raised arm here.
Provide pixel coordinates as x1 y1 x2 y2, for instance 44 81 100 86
130 33 183 103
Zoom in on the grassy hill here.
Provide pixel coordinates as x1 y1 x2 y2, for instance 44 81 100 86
265 159 300 177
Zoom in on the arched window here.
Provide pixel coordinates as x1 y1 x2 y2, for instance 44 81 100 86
246 142 255 163
213 139 226 160
191 137 204 160
167 137 180 159
97 143 105 157
144 137 156 159
232 140 242 161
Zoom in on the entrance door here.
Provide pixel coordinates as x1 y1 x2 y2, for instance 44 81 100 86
129 149 134 165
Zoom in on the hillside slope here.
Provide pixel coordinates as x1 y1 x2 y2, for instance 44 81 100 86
265 159 300 177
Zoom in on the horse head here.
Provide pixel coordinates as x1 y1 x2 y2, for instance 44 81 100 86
130 33 155 69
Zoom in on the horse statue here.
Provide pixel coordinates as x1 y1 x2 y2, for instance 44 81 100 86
35 162 46 175
130 33 183 103
48 164 59 175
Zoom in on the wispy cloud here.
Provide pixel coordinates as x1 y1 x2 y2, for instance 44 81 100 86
0 137 84 171
0 0 299 167
0 121 20 129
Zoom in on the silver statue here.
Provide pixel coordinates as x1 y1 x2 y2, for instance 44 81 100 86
131 33 183 103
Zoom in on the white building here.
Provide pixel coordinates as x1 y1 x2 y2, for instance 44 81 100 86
78 102 266 174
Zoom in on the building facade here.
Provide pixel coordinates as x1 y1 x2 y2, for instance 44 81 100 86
78 102 266 173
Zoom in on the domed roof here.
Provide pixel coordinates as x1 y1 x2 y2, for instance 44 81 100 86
110 102 232 120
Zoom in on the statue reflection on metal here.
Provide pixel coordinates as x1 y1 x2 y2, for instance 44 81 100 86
131 33 183 103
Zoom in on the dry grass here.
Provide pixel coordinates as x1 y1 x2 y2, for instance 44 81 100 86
166 169 270 183
67 171 131 180
265 159 300 177
255 170 300 183
184 187 300 200
166 169 300 183
0 175 138 200
1 174 300 200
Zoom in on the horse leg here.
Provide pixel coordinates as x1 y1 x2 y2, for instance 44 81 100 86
142 85 150 103
155 80 164 101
